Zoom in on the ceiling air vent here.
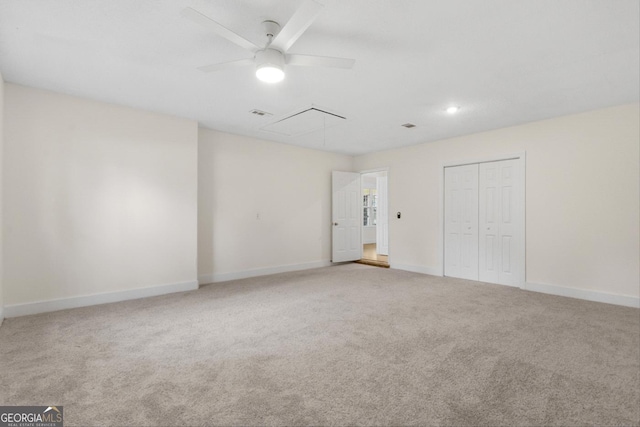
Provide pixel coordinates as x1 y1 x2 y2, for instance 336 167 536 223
401 123 416 128
250 109 273 117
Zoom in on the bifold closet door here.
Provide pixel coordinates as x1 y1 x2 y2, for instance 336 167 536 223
479 160 520 286
444 164 479 280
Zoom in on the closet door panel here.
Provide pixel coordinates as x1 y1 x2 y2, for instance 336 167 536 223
444 164 479 280
479 162 500 283
498 160 519 286
479 159 519 286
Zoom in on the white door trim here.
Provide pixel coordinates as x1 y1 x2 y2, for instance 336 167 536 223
376 175 389 256
359 167 390 175
438 152 526 288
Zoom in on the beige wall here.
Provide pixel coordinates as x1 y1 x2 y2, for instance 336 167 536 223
1 81 636 313
3 84 198 306
0 73 4 322
354 104 640 299
198 129 352 282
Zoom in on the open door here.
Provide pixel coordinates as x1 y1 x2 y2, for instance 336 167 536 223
332 171 362 262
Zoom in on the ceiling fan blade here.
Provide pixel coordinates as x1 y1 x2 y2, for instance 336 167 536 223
287 54 355 69
270 0 323 52
182 7 260 53
198 58 254 72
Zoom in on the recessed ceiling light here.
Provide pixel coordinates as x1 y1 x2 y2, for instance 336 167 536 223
446 106 460 114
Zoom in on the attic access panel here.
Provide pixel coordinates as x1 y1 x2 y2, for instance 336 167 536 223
261 107 346 137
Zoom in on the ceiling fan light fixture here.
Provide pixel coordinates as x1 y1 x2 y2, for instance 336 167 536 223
256 65 285 83
255 49 285 83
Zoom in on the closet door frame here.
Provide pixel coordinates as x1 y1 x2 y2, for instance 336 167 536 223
438 152 526 288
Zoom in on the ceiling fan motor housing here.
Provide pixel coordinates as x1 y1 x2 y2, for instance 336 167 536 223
255 49 286 82
255 49 284 67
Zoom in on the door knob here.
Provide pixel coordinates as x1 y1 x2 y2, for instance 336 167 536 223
333 222 339 226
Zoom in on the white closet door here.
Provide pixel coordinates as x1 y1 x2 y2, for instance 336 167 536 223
479 159 520 286
444 164 479 280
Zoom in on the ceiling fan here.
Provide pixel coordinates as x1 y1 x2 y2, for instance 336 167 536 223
182 0 355 83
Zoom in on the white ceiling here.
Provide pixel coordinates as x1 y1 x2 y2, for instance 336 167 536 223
0 0 638 155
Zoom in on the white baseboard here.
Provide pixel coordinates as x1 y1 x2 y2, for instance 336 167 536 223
388 263 638 309
391 263 442 277
0 306 4 327
4 280 199 318
199 260 332 285
524 282 639 308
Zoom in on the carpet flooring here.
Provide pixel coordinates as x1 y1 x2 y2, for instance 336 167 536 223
0 264 638 426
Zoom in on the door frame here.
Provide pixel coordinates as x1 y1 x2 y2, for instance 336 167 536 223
359 167 390 264
438 152 526 288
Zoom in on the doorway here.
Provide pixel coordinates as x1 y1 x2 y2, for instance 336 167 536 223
359 171 389 267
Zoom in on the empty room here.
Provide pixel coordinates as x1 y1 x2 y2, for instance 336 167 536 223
0 1 638 426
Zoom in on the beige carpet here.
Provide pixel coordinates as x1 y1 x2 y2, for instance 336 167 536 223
0 264 638 426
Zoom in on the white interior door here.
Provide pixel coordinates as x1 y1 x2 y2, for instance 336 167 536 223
444 164 479 280
376 176 389 256
479 159 520 286
332 171 362 262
